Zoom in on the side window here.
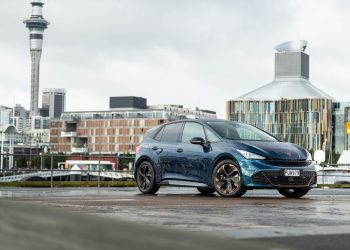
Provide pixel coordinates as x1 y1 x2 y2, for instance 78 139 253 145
205 128 221 143
161 122 183 142
181 122 206 143
154 126 164 141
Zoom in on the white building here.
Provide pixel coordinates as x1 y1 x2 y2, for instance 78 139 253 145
0 106 12 126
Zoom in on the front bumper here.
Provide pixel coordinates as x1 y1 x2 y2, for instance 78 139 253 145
251 170 317 188
239 159 317 188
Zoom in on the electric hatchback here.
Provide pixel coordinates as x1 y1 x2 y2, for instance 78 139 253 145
134 119 316 198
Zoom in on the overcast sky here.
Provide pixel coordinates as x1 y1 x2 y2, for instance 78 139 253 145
1 0 350 118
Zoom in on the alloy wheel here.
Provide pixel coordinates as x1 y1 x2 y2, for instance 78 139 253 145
136 161 160 194
214 162 241 196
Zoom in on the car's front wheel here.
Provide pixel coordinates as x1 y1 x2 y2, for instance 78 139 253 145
136 161 160 194
212 160 246 197
278 188 310 198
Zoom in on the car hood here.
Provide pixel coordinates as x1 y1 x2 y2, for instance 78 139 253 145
229 140 308 160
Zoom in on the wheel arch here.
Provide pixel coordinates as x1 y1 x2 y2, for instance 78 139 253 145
134 156 156 178
211 153 240 171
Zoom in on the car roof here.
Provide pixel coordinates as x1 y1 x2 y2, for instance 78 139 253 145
165 119 239 125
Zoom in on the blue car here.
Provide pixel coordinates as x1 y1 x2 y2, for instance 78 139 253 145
134 119 316 198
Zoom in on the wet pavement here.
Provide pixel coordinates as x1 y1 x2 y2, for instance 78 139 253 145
1 186 350 241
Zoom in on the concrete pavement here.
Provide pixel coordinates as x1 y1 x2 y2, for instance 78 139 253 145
1 187 350 249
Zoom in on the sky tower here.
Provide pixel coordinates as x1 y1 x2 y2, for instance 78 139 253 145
23 0 50 116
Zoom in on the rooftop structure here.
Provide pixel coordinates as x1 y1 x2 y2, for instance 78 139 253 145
227 40 334 150
236 40 334 101
274 40 308 52
110 96 147 110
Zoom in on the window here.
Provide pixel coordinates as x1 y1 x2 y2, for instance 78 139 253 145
154 126 164 141
207 121 277 142
160 122 183 142
181 122 205 143
205 128 220 143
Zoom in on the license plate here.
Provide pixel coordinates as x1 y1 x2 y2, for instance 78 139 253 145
284 169 300 177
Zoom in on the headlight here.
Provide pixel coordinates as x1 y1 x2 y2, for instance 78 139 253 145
306 151 312 161
237 149 266 160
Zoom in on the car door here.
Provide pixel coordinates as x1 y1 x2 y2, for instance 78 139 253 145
176 122 213 183
152 122 183 181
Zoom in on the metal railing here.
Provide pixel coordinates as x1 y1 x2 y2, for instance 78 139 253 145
0 153 136 188
1 153 350 188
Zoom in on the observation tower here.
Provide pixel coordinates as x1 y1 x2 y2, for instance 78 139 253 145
23 0 50 116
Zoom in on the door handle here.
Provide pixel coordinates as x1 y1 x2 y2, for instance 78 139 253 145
177 148 183 153
152 146 159 150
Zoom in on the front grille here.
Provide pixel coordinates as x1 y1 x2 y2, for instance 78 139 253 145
263 160 312 167
252 170 316 187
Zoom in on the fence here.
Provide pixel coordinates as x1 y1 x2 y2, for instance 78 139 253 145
0 153 136 188
317 163 350 186
1 153 350 188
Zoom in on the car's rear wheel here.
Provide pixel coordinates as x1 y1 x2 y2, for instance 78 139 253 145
212 160 246 197
197 187 216 195
278 188 310 198
136 161 160 194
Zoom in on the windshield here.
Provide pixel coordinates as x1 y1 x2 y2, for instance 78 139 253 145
206 121 278 142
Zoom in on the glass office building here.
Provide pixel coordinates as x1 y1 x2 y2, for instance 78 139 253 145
227 41 335 151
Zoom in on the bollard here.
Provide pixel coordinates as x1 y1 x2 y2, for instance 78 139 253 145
322 163 325 189
50 155 53 189
98 158 101 188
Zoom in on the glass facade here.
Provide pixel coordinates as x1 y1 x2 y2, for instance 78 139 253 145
333 102 350 153
42 89 66 119
227 98 333 150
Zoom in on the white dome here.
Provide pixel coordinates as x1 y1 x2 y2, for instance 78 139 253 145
236 78 335 101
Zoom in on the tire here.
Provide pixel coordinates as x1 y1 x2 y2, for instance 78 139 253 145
278 188 310 198
136 161 160 194
197 187 216 195
212 159 246 197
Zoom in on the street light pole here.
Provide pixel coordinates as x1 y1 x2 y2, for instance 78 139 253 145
40 152 43 170
29 135 32 168
1 131 4 171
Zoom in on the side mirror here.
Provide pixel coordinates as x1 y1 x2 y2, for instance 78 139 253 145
190 137 206 146
314 150 325 164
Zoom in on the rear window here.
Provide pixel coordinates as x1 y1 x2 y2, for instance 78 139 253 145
154 126 164 141
160 122 183 142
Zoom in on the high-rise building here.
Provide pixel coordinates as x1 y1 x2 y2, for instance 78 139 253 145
0 106 12 126
23 0 49 116
42 88 66 118
50 97 217 154
12 104 27 132
226 41 335 151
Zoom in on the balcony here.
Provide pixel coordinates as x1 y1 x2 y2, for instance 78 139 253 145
71 147 88 154
60 131 77 137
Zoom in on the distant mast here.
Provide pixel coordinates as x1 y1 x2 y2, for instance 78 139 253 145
23 0 50 116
